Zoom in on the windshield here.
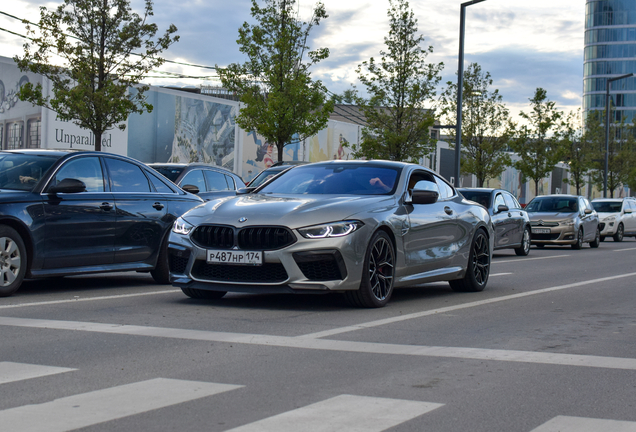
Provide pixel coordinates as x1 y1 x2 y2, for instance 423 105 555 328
259 164 401 195
151 166 184 183
459 190 491 208
249 168 286 188
526 197 578 213
592 201 622 213
0 153 59 191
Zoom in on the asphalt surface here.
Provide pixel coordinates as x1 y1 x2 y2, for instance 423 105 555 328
1 238 635 431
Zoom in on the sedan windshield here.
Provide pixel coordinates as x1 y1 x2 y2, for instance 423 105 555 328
259 164 401 195
0 153 58 191
459 191 491 208
151 166 184 183
592 201 622 213
526 197 578 213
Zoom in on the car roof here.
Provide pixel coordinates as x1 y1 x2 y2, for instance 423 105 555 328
1 149 81 157
592 197 632 201
458 188 497 192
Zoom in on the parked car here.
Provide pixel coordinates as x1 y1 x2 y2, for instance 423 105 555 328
458 188 531 256
0 149 204 297
246 161 308 188
591 197 636 242
525 194 600 249
168 160 494 308
148 163 246 201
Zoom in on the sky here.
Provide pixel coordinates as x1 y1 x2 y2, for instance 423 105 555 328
0 0 585 123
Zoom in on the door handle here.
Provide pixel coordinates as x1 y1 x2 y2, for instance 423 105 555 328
444 206 453 215
100 202 113 211
152 202 165 210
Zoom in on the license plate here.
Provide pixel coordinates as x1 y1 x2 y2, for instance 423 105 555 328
532 228 550 234
207 250 262 265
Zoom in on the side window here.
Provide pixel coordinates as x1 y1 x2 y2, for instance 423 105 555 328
494 193 506 210
147 170 178 193
503 192 518 210
204 170 231 191
578 198 587 214
104 158 151 193
434 175 455 200
225 175 237 190
53 157 104 192
180 170 206 192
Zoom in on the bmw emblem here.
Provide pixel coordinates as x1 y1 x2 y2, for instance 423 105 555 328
238 217 248 223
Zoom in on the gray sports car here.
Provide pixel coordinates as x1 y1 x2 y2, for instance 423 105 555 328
168 160 494 307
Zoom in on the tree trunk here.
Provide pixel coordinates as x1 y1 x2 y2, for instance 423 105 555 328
94 130 102 152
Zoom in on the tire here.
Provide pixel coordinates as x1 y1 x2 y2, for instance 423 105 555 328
600 236 606 242
590 226 601 248
181 287 227 299
0 226 27 297
514 226 531 256
450 228 490 292
345 230 395 308
613 223 624 242
571 228 583 250
150 236 170 284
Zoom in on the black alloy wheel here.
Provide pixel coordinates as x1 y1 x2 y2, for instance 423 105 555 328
450 228 490 292
515 226 531 256
571 228 583 250
590 226 601 248
613 224 624 242
0 226 27 297
345 230 395 308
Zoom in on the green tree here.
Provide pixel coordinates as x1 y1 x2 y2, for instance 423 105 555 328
218 0 333 162
511 88 563 196
438 63 513 187
14 0 178 151
330 87 358 104
351 0 443 162
559 109 595 195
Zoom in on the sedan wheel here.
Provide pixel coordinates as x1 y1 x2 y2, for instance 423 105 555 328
450 229 490 292
345 230 395 308
590 226 601 248
613 224 624 242
0 226 27 297
514 226 531 256
571 228 583 250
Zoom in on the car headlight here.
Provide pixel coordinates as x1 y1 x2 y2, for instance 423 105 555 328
603 215 616 222
172 217 194 235
559 220 575 227
298 221 364 239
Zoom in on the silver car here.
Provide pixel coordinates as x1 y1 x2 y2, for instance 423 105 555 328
168 160 494 308
526 194 601 249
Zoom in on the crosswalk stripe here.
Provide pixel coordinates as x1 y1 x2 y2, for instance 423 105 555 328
0 362 76 385
0 378 242 432
225 394 443 432
530 415 636 431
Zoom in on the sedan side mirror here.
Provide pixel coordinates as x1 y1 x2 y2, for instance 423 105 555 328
411 190 439 205
497 204 509 213
625 208 633 214
237 187 257 195
584 208 593 215
48 178 86 194
182 184 200 195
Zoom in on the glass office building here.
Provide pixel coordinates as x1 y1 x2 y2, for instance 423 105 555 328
584 0 636 124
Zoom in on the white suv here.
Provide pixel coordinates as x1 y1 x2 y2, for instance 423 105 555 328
591 197 636 242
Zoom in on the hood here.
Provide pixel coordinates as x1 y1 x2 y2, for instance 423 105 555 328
181 193 392 229
527 212 576 222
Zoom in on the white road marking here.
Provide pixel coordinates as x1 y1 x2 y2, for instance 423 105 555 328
225 394 443 432
0 289 181 309
490 272 512 276
301 271 636 339
0 362 75 385
530 416 636 431
0 378 242 432
614 247 636 251
495 255 570 264
2 316 636 370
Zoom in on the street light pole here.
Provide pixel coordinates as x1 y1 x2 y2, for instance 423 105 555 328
455 0 486 187
604 73 633 198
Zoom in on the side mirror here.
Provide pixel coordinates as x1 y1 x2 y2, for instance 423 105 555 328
182 184 200 195
237 187 257 195
624 208 633 214
411 190 439 205
497 204 509 213
584 208 593 215
48 178 86 194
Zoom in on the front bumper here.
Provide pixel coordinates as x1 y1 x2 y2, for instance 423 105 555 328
599 221 616 236
167 226 370 294
530 225 577 245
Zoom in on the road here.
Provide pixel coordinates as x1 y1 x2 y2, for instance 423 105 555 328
1 239 636 431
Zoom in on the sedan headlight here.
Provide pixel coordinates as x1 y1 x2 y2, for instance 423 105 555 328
298 221 364 239
559 220 575 227
603 215 616 222
172 217 194 235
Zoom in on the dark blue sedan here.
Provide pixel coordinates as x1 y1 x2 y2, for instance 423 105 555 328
0 149 203 297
